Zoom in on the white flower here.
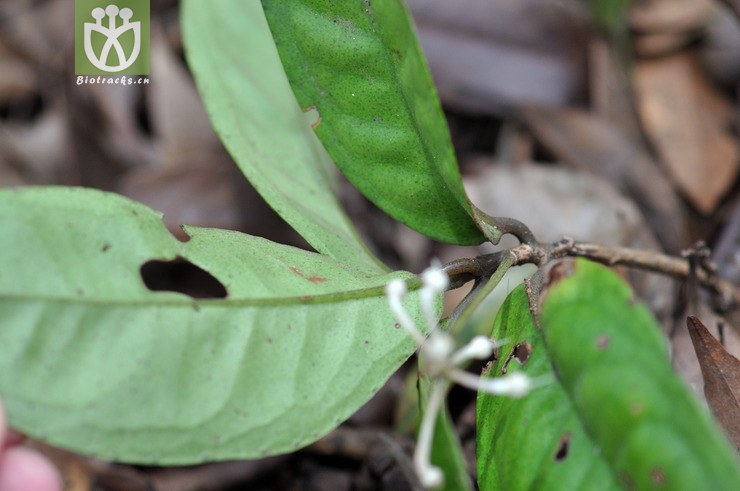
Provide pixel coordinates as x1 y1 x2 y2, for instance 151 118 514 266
386 262 536 489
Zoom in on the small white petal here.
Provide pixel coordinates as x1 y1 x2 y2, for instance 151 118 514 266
386 279 425 345
421 263 449 293
414 380 447 489
420 287 439 333
385 279 407 298
450 336 496 366
419 264 447 331
478 372 532 397
419 465 444 488
423 331 455 364
449 369 533 398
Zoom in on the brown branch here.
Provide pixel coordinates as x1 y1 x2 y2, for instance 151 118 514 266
547 239 739 310
443 238 740 311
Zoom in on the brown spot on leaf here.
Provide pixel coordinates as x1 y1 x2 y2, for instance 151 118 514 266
650 467 666 487
289 266 328 284
619 471 635 490
267 338 272 344
554 432 571 461
394 322 401 329
547 259 574 286
629 401 643 416
596 335 610 350
101 243 111 252
302 105 321 130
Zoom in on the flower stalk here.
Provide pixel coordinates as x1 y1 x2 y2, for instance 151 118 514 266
385 263 537 489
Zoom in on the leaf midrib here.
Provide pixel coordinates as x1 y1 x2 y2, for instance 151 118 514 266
0 279 420 308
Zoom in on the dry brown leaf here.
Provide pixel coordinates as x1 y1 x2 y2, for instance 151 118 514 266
634 51 739 213
0 57 36 101
629 0 711 34
518 105 687 252
120 158 242 238
406 0 591 115
0 108 69 184
148 24 217 168
588 38 644 143
633 30 697 56
686 316 740 449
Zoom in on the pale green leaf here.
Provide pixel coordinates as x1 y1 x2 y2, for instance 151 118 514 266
0 187 429 464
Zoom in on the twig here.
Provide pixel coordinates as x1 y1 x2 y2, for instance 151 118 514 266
442 238 740 311
554 241 738 310
471 207 537 246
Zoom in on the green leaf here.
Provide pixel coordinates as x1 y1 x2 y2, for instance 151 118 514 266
0 187 431 464
540 259 740 489
479 260 740 489
182 0 382 274
260 0 484 245
477 285 618 490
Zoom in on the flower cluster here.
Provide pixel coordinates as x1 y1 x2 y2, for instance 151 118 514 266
386 264 533 489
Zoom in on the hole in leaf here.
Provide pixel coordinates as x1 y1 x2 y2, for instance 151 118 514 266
140 257 227 299
501 341 532 374
303 105 321 129
512 342 532 364
554 432 571 461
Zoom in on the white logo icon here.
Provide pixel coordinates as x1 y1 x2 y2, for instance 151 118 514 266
84 4 141 72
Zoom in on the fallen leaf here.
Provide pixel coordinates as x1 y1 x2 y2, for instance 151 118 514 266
634 51 739 213
517 105 688 253
406 0 591 115
702 5 740 87
686 316 740 449
629 0 711 34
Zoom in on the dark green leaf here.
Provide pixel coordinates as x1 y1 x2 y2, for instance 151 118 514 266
479 260 740 489
477 285 618 490
541 259 740 489
260 0 483 245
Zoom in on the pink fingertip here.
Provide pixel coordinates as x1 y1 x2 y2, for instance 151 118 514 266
0 447 63 491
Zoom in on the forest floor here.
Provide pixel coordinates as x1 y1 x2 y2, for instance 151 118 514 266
0 0 739 489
